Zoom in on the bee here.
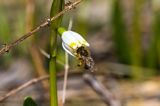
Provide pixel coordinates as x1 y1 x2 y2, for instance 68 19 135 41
76 46 95 72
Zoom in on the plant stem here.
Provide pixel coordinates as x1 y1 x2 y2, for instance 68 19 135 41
49 30 58 106
49 0 64 105
49 58 58 106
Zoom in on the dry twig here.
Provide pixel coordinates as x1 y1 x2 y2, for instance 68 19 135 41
0 75 49 102
62 16 73 104
0 71 82 102
0 0 81 56
83 73 121 106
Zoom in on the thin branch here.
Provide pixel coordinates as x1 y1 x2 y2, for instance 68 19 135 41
39 47 64 66
0 0 81 56
39 48 50 58
0 75 49 102
62 16 73 104
0 71 82 102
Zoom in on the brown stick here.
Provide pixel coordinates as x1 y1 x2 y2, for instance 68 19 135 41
83 73 121 106
0 71 81 102
0 0 81 56
0 75 49 102
30 45 50 91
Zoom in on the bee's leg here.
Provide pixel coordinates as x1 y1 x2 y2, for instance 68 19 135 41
77 62 82 67
84 60 90 70
77 58 83 67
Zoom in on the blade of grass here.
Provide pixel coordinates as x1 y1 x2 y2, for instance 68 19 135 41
111 0 131 64
131 0 144 79
49 0 64 106
153 11 160 67
145 11 160 76
0 9 10 42
0 7 12 66
148 11 160 69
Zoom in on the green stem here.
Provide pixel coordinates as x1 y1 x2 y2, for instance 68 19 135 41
49 30 58 106
49 0 64 105
49 57 57 106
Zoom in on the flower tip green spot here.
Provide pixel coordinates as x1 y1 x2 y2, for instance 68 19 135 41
58 27 66 35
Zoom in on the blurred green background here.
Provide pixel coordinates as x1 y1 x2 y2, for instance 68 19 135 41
0 0 160 105
0 0 160 79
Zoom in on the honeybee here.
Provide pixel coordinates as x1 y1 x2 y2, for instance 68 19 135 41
76 46 95 72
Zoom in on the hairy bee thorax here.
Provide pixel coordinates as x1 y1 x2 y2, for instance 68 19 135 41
76 46 89 57
76 46 95 72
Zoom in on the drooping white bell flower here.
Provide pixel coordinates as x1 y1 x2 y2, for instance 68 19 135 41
58 27 89 57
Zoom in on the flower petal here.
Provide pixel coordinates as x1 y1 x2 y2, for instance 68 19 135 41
69 31 90 47
62 31 81 49
62 42 75 57
61 30 90 57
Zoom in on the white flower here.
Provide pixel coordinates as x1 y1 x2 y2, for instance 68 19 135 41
58 27 89 56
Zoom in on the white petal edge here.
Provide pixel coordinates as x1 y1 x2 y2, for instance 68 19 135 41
62 42 75 57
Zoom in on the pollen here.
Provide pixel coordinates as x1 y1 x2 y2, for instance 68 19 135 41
69 42 77 48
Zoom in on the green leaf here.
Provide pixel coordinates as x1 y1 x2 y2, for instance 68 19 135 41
23 96 37 106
